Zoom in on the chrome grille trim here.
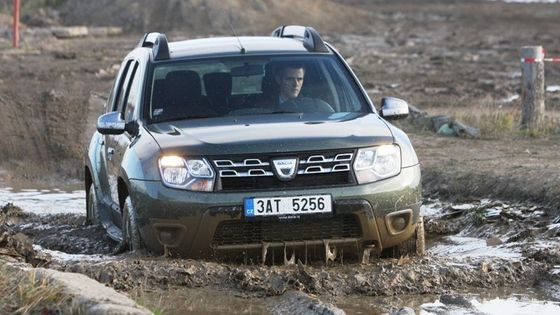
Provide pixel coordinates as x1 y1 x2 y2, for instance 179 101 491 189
220 169 274 177
214 159 269 168
335 153 353 161
332 164 350 172
211 151 355 184
300 153 354 164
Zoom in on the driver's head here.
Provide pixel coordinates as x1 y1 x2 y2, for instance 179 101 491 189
275 63 305 100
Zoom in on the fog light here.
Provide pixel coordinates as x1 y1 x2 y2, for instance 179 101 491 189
157 227 183 248
392 216 407 231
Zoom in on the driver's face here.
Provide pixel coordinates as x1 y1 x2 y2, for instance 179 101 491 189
276 67 305 100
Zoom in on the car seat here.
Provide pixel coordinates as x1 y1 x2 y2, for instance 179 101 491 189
203 72 232 116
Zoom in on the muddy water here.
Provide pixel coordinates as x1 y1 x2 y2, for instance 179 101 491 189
0 185 84 216
142 287 560 315
140 287 269 315
2 186 560 314
336 288 560 314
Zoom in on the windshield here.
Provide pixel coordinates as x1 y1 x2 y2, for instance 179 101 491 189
148 55 370 122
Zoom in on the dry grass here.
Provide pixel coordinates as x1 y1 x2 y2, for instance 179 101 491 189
423 101 560 139
0 264 71 315
129 284 167 315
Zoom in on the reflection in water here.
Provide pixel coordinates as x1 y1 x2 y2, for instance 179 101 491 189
337 289 560 315
0 186 85 215
141 287 268 315
142 288 560 315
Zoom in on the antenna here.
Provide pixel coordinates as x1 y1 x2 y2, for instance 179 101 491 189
227 11 246 54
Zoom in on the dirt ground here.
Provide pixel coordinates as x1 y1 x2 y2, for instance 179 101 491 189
1 0 560 314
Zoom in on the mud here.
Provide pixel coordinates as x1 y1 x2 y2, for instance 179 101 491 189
2 193 560 314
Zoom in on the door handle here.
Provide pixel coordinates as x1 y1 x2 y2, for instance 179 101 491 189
107 147 115 160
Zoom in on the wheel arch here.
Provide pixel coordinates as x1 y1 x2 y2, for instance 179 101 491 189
85 166 93 193
118 176 129 211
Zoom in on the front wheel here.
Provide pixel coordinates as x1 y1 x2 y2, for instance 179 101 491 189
388 216 426 258
86 183 100 225
122 196 144 251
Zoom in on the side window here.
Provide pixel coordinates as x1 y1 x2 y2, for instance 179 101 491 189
107 60 133 113
124 63 142 122
116 61 138 117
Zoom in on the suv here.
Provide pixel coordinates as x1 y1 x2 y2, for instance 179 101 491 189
85 26 423 262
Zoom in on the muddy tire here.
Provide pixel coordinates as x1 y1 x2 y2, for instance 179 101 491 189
389 216 426 258
122 196 143 251
86 184 100 225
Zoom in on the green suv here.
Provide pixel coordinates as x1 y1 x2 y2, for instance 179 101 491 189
85 25 423 261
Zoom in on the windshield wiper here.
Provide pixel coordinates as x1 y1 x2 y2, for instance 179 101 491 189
152 115 213 123
270 110 300 114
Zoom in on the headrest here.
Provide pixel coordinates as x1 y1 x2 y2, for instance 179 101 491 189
165 70 201 96
203 72 232 98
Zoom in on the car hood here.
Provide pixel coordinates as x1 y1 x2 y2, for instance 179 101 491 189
145 112 393 156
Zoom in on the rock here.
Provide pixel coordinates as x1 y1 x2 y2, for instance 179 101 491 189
451 120 480 138
486 236 503 246
437 123 456 136
391 307 416 315
431 115 453 131
51 27 89 39
439 294 474 309
268 273 287 295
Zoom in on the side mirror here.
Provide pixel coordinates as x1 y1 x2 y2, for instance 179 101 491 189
97 111 125 135
379 97 409 120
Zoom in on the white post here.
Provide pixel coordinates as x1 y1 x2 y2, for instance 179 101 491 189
520 46 545 131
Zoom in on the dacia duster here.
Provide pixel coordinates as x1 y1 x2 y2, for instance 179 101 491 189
85 25 424 262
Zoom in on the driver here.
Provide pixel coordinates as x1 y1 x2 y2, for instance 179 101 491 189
270 62 334 113
275 63 305 105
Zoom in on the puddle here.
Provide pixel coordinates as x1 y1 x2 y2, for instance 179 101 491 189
32 244 115 263
140 287 269 315
142 287 560 315
336 287 560 314
0 186 85 216
422 294 560 315
429 236 522 260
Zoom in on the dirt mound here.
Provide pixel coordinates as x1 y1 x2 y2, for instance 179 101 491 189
58 0 369 35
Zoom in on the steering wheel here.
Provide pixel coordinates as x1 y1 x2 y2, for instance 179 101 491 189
281 97 335 113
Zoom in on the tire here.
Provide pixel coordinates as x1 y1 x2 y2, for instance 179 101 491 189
388 216 426 258
86 183 100 225
122 196 143 251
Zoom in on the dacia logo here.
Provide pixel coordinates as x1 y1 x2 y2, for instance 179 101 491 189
271 158 298 181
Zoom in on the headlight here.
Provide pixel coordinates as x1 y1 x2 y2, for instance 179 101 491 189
159 156 215 191
353 145 401 184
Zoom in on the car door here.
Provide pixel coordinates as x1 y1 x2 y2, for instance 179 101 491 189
106 60 141 225
97 59 134 212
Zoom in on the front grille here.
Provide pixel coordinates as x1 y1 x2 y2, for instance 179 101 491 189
211 150 356 191
212 215 362 246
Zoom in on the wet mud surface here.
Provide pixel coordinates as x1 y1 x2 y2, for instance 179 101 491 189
2 192 560 314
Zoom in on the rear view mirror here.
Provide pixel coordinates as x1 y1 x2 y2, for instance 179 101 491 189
379 97 409 120
97 111 125 135
231 64 263 77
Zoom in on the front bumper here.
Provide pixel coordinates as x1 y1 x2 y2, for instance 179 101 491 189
129 164 421 258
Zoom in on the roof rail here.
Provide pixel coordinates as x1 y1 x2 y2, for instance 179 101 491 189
137 32 170 61
271 25 329 53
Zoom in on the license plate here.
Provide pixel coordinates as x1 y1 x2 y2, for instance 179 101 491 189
244 195 332 217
